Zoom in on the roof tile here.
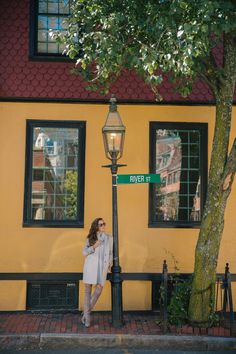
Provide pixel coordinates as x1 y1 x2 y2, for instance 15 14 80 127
0 0 234 102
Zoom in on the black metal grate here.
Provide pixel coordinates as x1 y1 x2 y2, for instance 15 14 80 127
27 281 78 310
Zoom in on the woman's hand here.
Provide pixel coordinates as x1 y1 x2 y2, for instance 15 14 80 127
93 240 101 249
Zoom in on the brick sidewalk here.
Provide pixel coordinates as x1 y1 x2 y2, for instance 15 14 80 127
0 312 233 337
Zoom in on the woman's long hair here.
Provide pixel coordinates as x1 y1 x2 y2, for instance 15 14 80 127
87 217 103 246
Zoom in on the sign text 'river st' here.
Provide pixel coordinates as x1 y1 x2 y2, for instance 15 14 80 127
117 174 161 184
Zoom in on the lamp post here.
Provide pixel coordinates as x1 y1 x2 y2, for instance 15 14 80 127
102 96 126 327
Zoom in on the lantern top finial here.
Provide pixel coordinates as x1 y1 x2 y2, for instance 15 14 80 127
109 95 117 112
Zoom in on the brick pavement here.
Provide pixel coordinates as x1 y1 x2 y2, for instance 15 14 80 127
0 312 233 337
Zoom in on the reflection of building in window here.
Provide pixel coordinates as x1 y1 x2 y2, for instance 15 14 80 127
35 131 49 148
155 129 200 222
32 147 64 220
155 131 181 221
190 179 201 221
31 128 78 221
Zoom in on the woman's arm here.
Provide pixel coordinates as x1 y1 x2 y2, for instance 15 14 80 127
82 239 95 257
82 239 101 257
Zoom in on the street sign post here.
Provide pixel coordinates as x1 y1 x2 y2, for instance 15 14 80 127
117 174 161 184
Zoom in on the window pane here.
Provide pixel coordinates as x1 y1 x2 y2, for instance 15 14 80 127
190 131 200 142
189 170 199 181
37 42 47 53
31 127 79 221
59 0 70 14
38 16 48 29
48 0 59 14
153 127 202 223
48 17 59 30
39 1 47 13
190 156 199 169
59 43 66 53
33 169 44 181
48 43 59 53
59 17 68 30
38 30 48 42
36 1 71 55
181 144 188 156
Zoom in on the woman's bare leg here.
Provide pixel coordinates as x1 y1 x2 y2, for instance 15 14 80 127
90 284 103 310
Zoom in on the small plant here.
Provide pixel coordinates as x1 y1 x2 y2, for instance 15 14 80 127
208 309 220 327
208 286 220 327
160 251 192 326
167 276 192 326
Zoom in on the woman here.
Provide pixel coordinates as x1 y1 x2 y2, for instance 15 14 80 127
81 217 113 327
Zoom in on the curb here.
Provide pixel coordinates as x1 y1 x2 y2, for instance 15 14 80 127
0 333 236 351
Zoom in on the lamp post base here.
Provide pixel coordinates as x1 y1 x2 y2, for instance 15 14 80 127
111 265 124 328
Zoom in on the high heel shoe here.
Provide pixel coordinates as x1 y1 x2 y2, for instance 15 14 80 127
81 312 90 327
81 312 85 325
84 314 90 327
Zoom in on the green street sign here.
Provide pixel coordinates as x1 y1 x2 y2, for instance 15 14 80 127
117 174 161 184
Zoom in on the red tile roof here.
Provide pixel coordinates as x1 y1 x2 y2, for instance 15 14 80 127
0 0 234 102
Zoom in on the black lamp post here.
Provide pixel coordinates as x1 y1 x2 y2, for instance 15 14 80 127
102 96 126 327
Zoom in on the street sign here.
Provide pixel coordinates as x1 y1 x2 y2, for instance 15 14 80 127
117 174 161 184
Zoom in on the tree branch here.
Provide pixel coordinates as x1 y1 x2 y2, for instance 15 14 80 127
209 50 219 71
199 50 229 94
198 59 220 96
198 72 217 96
222 138 236 191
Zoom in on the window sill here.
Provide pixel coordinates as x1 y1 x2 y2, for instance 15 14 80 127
23 221 84 228
29 54 73 62
148 222 201 229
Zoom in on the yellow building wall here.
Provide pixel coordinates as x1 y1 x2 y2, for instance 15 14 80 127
0 281 26 310
0 102 235 311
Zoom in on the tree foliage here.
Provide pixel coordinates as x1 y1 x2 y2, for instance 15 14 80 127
64 170 77 219
55 0 236 99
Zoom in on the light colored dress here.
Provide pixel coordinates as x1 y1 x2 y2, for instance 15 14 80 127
82 232 113 286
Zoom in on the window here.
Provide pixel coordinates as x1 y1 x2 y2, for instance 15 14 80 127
23 120 86 227
149 122 208 228
30 0 72 58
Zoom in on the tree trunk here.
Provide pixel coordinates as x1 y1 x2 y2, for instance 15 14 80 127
188 34 236 326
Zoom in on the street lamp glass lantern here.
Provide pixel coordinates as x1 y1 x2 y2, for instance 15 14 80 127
102 97 126 160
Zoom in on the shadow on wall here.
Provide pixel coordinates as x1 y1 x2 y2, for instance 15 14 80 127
19 229 87 273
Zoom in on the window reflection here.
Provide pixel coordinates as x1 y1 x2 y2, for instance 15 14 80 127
37 0 71 54
155 129 201 222
31 127 78 221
